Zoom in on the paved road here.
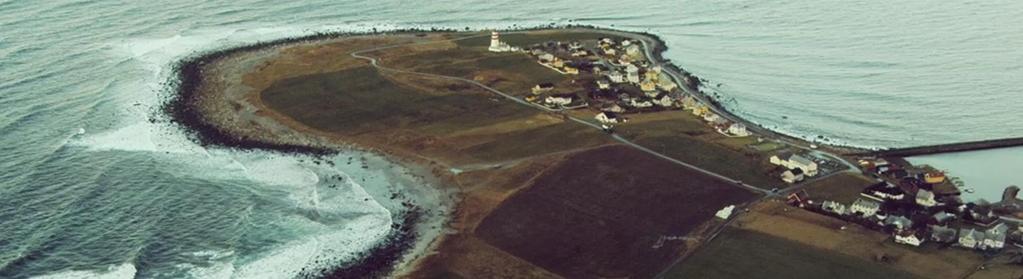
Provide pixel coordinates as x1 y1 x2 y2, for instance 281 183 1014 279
350 32 772 195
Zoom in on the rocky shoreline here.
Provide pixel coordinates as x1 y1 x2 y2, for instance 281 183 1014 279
161 28 463 279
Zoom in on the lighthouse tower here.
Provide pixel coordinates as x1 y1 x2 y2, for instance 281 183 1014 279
489 31 502 51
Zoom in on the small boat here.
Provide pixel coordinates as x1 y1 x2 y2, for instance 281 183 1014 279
964 188 975 193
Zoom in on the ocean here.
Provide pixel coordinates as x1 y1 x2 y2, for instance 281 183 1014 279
1 0 1021 277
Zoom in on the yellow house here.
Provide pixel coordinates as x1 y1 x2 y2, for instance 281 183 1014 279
551 59 565 68
563 66 579 75
644 71 659 82
925 172 946 184
640 80 656 92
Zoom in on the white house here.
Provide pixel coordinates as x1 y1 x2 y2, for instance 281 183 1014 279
626 44 642 58
821 200 848 215
726 123 751 137
595 111 620 124
544 96 573 107
538 53 555 62
653 95 674 107
531 83 554 94
982 223 1009 250
715 205 735 219
608 71 626 83
625 64 640 84
958 228 983 249
629 99 653 108
916 190 937 207
703 113 722 123
895 231 925 247
596 79 610 90
769 152 819 176
850 198 881 217
781 168 805 184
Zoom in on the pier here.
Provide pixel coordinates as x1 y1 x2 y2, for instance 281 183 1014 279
856 137 1023 157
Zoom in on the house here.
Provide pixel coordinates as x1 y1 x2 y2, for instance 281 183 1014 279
958 228 983 249
821 200 848 215
600 103 625 113
625 65 641 84
626 44 642 58
571 50 589 57
538 53 555 62
657 77 678 91
596 79 610 90
930 225 958 243
653 95 674 107
982 223 1009 250
727 123 751 137
933 211 956 224
563 66 579 75
862 182 906 201
715 205 735 219
531 83 554 94
595 111 620 124
568 41 584 51
628 99 653 108
781 168 805 184
608 71 626 83
925 172 946 184
640 80 657 92
769 152 819 176
916 190 937 207
551 59 565 68
644 71 660 82
850 198 881 217
703 113 722 123
885 215 913 232
787 190 810 206
544 95 574 107
895 231 925 246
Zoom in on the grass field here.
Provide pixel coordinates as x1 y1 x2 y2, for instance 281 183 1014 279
618 117 781 189
662 228 921 279
804 172 877 204
261 66 534 134
475 145 757 278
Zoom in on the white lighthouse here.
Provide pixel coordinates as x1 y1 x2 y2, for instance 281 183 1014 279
487 31 517 52
489 31 501 51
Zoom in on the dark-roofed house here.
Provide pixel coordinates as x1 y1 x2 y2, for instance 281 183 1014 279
930 225 957 243
781 168 805 184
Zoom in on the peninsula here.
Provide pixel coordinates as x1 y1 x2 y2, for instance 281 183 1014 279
166 27 1023 278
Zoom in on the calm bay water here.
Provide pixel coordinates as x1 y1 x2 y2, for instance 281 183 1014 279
1 0 1020 277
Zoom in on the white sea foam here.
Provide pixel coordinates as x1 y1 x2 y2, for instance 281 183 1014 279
63 24 420 278
30 263 137 279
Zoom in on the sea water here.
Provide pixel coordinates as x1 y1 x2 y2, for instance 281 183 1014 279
1 0 1020 277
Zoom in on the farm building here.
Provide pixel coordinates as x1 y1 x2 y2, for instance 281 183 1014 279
769 152 819 176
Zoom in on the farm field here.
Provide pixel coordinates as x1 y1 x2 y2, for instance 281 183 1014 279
475 145 757 278
662 228 921 279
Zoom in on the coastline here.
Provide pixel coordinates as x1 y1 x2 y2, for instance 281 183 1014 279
161 24 994 277
163 29 463 278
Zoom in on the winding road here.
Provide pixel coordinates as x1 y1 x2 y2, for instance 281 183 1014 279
350 32 774 195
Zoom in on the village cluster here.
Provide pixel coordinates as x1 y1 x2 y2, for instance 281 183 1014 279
488 31 750 136
787 157 1023 253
